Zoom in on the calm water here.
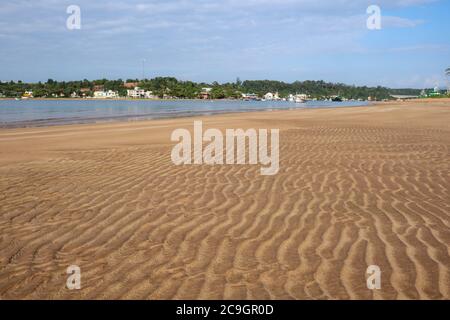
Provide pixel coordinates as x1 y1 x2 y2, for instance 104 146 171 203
0 99 369 127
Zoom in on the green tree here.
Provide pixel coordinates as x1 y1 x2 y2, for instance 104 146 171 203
211 87 225 99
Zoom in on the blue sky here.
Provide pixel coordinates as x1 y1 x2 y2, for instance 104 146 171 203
0 0 449 88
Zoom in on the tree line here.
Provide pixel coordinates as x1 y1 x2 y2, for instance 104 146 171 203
0 77 426 100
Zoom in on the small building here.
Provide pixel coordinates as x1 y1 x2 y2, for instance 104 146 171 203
93 90 119 99
127 87 146 99
264 92 273 100
93 91 106 98
264 92 281 100
108 90 119 98
126 87 155 99
23 90 33 98
242 93 259 100
199 88 212 99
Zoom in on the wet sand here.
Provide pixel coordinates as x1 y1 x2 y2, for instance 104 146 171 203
0 100 449 299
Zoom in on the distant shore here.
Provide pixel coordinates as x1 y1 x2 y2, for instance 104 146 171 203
1 96 449 102
0 97 237 102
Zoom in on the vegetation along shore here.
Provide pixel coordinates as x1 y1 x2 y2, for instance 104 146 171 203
1 77 448 101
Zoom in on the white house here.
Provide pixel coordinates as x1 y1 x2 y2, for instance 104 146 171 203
264 92 274 100
127 87 156 99
107 90 119 98
94 90 119 99
127 87 146 98
94 91 106 98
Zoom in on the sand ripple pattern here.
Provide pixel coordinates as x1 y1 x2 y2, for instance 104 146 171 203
0 104 449 299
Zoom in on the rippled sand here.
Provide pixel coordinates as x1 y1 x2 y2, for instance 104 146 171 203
0 100 449 299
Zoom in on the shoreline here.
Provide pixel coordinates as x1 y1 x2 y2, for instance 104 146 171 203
0 97 245 102
1 97 448 102
0 104 372 130
0 100 373 129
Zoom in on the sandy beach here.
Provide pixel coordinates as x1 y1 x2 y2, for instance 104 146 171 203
0 99 449 300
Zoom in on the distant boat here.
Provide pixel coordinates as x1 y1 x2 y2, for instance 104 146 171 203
15 97 21 101
294 97 305 103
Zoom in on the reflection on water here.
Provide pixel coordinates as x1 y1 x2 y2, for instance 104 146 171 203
0 99 369 127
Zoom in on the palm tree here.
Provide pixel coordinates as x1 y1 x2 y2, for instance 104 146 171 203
446 68 450 76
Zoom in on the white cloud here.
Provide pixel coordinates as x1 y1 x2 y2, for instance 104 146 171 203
0 0 434 37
